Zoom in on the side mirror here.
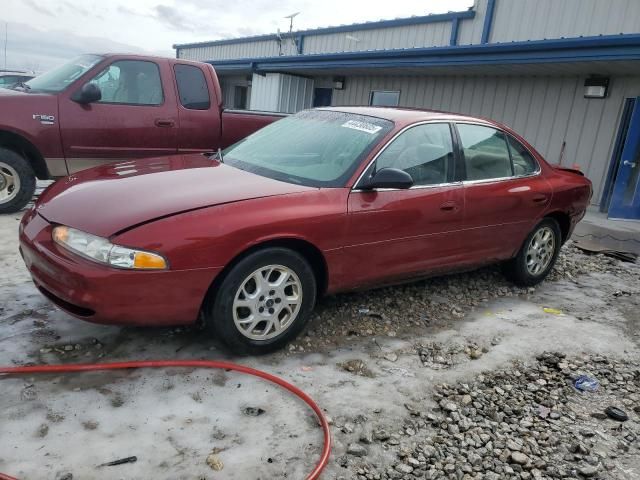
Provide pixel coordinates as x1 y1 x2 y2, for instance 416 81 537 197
360 168 414 190
72 82 102 104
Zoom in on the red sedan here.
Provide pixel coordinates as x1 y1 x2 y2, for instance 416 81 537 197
19 107 591 354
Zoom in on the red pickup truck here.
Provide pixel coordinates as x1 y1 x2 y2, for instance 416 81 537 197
0 53 283 213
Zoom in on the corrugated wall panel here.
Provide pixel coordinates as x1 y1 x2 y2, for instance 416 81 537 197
457 0 488 45
302 21 453 54
177 39 296 61
332 74 640 204
490 0 640 43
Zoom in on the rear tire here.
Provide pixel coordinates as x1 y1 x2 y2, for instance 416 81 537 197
0 148 36 214
204 247 317 355
503 218 561 287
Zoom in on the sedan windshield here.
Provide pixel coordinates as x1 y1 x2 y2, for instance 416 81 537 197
25 54 103 93
223 110 393 187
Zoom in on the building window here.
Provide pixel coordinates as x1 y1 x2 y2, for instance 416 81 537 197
234 86 248 109
369 90 400 107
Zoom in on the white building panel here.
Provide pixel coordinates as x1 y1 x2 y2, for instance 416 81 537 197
249 73 313 113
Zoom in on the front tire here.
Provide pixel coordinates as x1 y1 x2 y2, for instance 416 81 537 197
0 148 36 214
205 247 317 355
504 218 561 287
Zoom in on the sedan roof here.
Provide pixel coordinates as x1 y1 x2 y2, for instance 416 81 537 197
319 106 497 127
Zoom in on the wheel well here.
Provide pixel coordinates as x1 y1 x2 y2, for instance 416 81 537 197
0 130 49 179
545 211 571 244
202 238 329 312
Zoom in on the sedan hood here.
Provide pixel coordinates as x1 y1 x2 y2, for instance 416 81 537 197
36 154 313 237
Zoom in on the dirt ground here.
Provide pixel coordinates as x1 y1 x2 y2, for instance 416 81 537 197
0 196 639 479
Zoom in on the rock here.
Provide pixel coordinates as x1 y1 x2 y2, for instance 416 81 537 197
578 464 600 477
359 430 373 444
373 429 390 441
347 443 368 457
395 464 413 474
206 453 224 471
384 353 398 362
242 407 265 417
440 400 457 412
511 452 529 465
506 439 522 451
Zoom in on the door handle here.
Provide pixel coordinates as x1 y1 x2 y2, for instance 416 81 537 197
440 201 458 212
532 195 548 203
623 160 637 168
155 119 175 128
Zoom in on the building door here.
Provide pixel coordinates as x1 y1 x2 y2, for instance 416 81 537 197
609 97 640 220
312 88 332 107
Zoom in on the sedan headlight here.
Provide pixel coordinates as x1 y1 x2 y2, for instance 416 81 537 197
52 226 168 270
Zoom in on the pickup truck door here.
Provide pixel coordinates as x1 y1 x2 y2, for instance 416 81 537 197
58 58 178 173
173 63 221 153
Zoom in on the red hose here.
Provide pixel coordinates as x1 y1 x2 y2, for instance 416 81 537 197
0 360 331 480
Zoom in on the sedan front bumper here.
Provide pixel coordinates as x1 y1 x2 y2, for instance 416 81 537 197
19 210 221 326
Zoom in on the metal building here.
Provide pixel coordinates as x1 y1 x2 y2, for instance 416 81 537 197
174 0 640 220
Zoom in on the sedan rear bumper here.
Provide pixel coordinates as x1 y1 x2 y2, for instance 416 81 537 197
19 211 220 326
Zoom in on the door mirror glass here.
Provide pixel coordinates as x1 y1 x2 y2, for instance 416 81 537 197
361 168 414 190
72 82 102 104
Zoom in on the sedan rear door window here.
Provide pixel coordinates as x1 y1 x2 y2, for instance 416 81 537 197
507 135 539 176
457 124 513 181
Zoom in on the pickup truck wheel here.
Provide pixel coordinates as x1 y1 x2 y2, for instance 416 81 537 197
205 247 317 355
503 218 561 287
0 148 36 214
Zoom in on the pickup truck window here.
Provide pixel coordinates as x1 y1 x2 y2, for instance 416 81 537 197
25 54 103 93
174 64 211 110
223 110 393 188
90 60 164 106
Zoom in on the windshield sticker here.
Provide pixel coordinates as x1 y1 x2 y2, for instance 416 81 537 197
341 120 383 134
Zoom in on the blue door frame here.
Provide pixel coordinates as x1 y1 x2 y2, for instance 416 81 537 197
608 97 640 220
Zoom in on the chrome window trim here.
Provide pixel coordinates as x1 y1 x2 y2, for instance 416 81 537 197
351 119 543 193
351 120 457 192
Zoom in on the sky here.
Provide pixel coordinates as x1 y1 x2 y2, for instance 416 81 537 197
1 0 474 72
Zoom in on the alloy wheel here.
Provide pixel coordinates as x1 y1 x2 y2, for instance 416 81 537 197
525 226 555 275
0 162 20 205
232 264 303 341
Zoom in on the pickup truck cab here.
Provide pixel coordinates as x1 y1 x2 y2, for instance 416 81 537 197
0 53 282 213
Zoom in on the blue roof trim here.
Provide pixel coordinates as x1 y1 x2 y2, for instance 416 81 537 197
481 0 497 44
449 18 460 46
173 10 475 49
207 34 640 73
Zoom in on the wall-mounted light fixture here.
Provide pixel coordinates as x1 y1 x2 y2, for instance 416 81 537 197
246 75 253 87
333 76 346 90
584 76 609 99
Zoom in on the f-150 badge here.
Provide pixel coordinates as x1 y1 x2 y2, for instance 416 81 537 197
33 114 55 125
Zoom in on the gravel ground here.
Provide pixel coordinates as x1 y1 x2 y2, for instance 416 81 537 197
0 197 639 479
